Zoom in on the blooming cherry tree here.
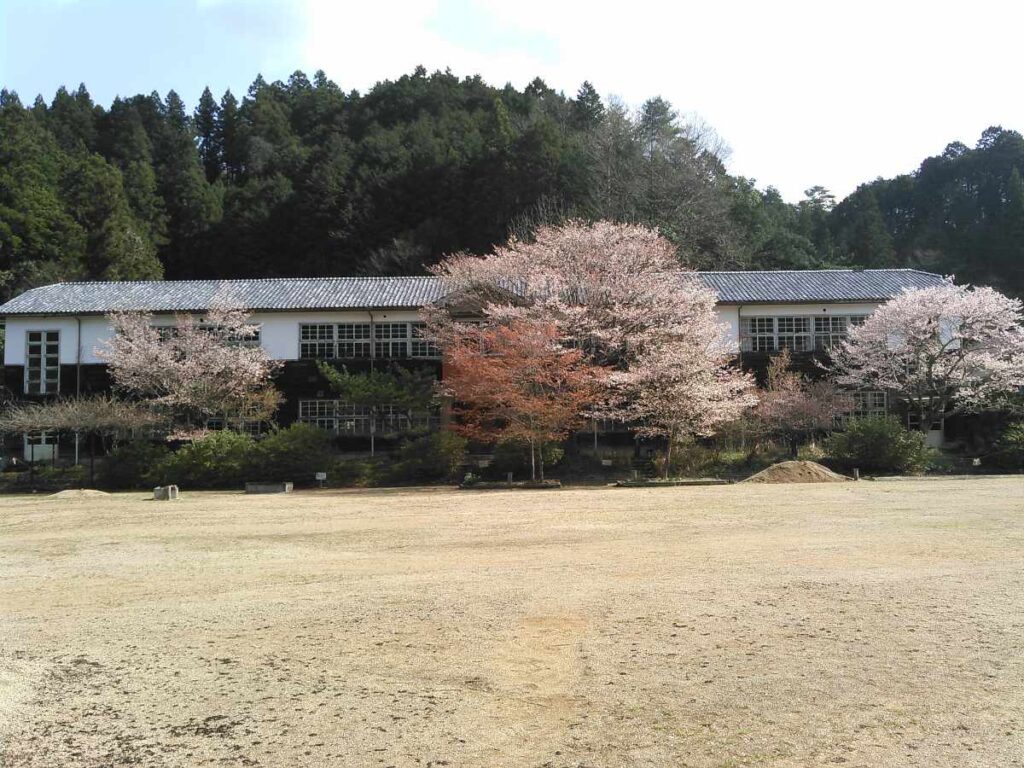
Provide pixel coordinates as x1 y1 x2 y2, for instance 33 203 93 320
98 302 281 433
610 342 757 476
830 281 1024 430
428 221 753 455
753 349 853 456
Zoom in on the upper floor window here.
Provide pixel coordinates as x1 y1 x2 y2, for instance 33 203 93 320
374 323 409 358
299 322 439 360
410 322 440 358
25 330 59 394
741 315 868 353
813 316 866 350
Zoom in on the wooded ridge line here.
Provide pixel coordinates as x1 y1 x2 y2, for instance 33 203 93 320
2 67 1021 301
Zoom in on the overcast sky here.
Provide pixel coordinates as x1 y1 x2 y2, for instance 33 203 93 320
3 0 1022 201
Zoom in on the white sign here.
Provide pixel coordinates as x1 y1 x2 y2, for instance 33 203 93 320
315 472 327 481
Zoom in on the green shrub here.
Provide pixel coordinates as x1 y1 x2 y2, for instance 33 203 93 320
986 421 1024 471
386 431 467 484
154 430 256 489
652 439 720 478
825 417 933 474
254 424 334 485
103 440 170 489
489 439 563 478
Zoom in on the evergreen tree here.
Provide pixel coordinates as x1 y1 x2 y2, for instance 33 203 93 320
194 87 222 182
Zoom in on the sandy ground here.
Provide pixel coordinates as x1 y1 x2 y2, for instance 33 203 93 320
1 479 1023 768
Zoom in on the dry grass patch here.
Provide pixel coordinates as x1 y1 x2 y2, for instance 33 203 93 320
1 479 1023 767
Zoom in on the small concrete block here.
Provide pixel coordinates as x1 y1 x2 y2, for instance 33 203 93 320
245 482 293 494
154 485 179 501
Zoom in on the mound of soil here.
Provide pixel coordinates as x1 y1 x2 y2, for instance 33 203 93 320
50 489 111 498
742 460 850 484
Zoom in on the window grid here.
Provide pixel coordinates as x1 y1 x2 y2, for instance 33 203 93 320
410 322 439 358
298 400 438 435
300 323 441 359
741 315 869 353
777 317 811 352
26 330 60 395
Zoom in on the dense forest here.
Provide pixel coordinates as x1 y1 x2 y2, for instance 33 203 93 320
1 67 1023 299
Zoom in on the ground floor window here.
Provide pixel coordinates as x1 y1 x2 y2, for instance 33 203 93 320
850 390 887 419
297 400 437 435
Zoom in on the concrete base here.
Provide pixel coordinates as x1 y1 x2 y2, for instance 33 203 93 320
245 482 293 494
154 485 179 501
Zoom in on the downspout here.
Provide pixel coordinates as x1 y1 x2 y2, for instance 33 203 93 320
368 310 376 456
74 317 82 466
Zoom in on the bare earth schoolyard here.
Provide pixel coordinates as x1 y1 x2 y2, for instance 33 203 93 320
1 480 1023 768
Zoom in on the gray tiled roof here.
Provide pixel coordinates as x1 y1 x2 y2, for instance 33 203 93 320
0 269 947 316
698 269 947 304
0 277 446 315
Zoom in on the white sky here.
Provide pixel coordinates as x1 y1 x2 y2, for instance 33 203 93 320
299 0 1024 201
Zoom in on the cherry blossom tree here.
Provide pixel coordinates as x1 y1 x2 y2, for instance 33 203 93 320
609 342 757 477
97 302 282 434
428 220 721 366
428 221 754 455
442 320 608 480
753 349 853 457
830 281 1024 431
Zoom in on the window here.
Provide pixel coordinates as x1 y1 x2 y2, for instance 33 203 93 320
742 315 870 353
410 322 440 358
776 317 811 351
374 323 409 358
814 316 866 350
336 323 371 358
298 400 438 434
298 400 372 434
25 331 60 394
300 323 373 359
742 317 776 352
851 390 887 419
300 324 336 359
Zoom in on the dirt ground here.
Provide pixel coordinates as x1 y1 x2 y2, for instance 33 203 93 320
1 479 1023 768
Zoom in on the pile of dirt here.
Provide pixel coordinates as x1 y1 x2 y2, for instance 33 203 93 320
50 489 111 499
742 460 850 484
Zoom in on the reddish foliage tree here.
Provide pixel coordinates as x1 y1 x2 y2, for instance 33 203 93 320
442 320 608 480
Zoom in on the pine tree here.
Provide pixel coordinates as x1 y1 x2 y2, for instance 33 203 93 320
571 81 604 129
194 87 222 182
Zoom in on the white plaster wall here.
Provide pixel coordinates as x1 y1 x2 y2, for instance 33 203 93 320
4 315 113 366
736 302 881 318
4 310 429 366
3 303 884 368
713 305 740 352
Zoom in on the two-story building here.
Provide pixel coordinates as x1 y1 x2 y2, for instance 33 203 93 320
0 269 948 460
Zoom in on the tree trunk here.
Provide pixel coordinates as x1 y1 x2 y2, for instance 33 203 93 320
370 408 376 456
539 443 545 481
663 435 673 479
89 435 96 486
529 440 536 481
789 435 799 459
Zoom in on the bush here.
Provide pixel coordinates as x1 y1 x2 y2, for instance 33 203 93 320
386 431 467 484
489 439 564 478
254 424 334 485
153 430 256 489
986 421 1024 471
652 439 720 478
103 440 170 489
825 417 934 474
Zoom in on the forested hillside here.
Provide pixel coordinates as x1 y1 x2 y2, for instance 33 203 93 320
1 67 1023 299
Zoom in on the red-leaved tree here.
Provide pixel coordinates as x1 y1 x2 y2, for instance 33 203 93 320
442 320 608 480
